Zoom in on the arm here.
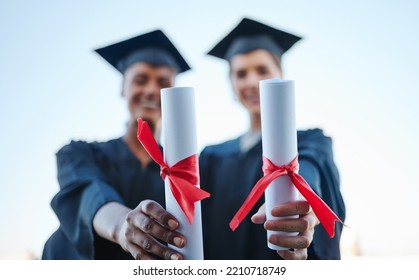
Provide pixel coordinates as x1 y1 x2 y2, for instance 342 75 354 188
50 141 125 259
53 141 187 260
298 129 345 259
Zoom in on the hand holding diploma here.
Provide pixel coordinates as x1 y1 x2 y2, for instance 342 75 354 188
137 87 209 260
116 87 209 260
231 79 342 257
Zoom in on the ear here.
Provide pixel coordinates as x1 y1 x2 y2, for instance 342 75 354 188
229 78 236 99
228 74 239 101
276 61 283 79
278 68 283 79
120 78 125 98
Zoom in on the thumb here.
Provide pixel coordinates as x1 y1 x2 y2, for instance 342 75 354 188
251 203 266 224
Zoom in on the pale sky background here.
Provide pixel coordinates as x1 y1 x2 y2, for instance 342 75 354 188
1 0 418 259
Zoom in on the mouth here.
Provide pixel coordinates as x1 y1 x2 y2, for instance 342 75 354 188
246 95 260 105
140 100 160 109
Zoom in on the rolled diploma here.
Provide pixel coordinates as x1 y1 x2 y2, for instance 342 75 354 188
259 79 299 250
161 87 204 259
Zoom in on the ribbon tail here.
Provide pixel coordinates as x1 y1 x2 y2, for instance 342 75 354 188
291 173 342 238
136 118 165 166
169 176 210 224
229 171 286 231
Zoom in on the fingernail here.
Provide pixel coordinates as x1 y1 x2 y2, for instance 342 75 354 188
168 219 178 229
171 254 180 260
250 214 257 222
174 237 184 247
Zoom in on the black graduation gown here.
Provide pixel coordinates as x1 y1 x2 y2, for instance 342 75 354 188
199 128 345 260
42 138 164 259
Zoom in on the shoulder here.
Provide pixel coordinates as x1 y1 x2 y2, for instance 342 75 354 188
298 128 331 142
56 138 122 158
297 128 335 162
56 140 91 157
298 128 333 149
200 137 240 158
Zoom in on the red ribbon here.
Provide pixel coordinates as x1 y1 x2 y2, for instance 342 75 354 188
229 155 342 238
137 118 210 224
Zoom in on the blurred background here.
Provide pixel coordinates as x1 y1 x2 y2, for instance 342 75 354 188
1 0 418 259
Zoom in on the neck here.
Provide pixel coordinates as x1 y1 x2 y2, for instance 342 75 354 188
249 112 261 131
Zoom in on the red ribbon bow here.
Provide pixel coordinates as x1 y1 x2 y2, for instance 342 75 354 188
137 118 210 224
229 155 342 238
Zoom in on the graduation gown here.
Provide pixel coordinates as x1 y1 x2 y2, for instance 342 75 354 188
42 138 165 259
199 128 345 260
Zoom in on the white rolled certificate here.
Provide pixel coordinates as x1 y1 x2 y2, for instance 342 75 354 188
259 79 299 250
161 87 204 260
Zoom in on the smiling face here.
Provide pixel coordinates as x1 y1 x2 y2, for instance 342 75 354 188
229 49 283 116
122 62 176 127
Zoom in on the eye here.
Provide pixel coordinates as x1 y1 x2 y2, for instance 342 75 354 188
133 75 147 85
134 79 145 85
235 70 246 79
257 66 270 76
158 78 172 88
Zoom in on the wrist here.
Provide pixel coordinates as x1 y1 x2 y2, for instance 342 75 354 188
93 202 131 244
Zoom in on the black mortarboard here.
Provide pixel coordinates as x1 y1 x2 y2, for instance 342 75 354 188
95 29 191 74
207 18 302 61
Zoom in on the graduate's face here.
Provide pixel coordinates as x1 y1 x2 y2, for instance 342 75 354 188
229 49 282 115
122 62 176 125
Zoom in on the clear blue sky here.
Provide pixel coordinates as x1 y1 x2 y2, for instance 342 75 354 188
1 0 418 259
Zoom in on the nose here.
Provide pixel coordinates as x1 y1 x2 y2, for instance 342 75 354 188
244 72 260 90
143 81 160 99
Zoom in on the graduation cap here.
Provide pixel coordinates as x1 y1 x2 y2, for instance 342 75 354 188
207 18 302 61
95 29 191 74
